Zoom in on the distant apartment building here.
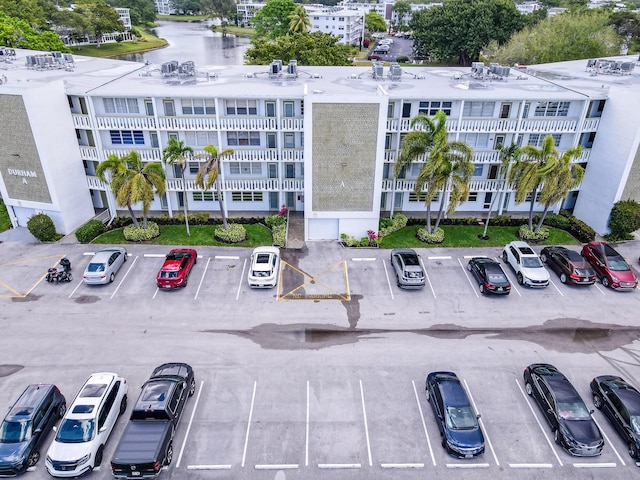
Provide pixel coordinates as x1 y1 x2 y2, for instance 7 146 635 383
154 0 176 15
306 6 364 45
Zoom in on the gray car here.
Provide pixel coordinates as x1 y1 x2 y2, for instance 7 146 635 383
390 248 426 289
83 247 128 284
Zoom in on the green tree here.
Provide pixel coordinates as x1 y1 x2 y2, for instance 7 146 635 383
608 199 640 239
0 0 48 28
492 11 621 65
392 0 411 29
202 0 236 34
609 10 640 52
506 135 583 233
80 0 125 47
162 138 194 237
288 4 311 33
195 145 234 230
170 0 204 15
365 11 386 33
107 0 157 25
245 31 352 66
0 12 70 51
251 0 296 39
410 0 522 65
96 151 166 229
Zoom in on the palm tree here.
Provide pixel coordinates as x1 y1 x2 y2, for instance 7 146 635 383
288 5 312 34
96 151 166 229
506 135 582 232
481 142 520 238
194 144 234 230
162 138 194 237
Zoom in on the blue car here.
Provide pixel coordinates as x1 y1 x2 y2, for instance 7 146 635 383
425 372 485 458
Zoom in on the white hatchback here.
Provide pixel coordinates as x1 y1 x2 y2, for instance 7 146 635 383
45 373 127 477
248 246 281 288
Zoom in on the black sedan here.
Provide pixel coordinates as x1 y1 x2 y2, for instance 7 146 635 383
540 246 596 285
425 372 485 458
467 257 511 295
590 375 640 459
524 364 603 456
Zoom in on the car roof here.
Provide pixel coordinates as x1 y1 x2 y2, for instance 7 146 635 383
7 385 56 420
68 373 119 418
393 249 420 263
91 248 124 261
437 377 470 407
510 241 536 255
473 257 499 266
152 362 192 379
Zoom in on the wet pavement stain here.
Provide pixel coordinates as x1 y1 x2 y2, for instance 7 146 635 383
74 295 100 304
0 365 23 377
12 294 41 302
205 318 640 353
342 294 363 328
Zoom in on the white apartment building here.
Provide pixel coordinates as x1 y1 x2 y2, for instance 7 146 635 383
1 49 639 239
237 0 266 25
338 1 394 21
153 0 175 15
306 6 364 45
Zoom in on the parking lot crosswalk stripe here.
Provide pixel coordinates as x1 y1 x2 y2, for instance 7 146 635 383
509 464 553 469
187 465 232 470
573 463 617 468
381 463 424 469
255 464 298 469
318 464 361 469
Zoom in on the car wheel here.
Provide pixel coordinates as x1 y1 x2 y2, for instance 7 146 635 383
602 277 610 288
189 378 196 397
554 428 561 445
560 273 567 284
164 443 173 466
479 283 485 294
109 272 115 283
94 445 104 467
540 253 547 263
629 442 638 459
502 251 508 262
517 272 524 285
592 393 603 410
467 263 472 271
525 382 533 396
27 450 40 467
123 253 127 262
58 402 67 418
119 395 127 415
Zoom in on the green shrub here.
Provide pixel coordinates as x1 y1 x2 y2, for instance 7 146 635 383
272 223 286 247
396 55 409 63
608 199 640 240
266 214 286 228
518 225 549 242
123 222 160 241
176 212 211 225
75 220 106 243
560 210 596 243
27 213 57 242
541 213 570 230
380 213 407 236
417 227 445 244
214 223 247 243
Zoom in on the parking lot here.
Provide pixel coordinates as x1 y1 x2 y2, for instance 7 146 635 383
1 240 639 479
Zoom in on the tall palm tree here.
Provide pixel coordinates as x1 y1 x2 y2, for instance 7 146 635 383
162 138 194 237
96 151 166 229
482 142 520 238
288 5 312 34
195 144 234 230
395 111 447 233
506 135 581 232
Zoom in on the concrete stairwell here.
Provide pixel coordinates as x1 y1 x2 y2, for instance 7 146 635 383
286 211 305 249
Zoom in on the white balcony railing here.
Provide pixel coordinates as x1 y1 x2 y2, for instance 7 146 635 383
72 114 92 129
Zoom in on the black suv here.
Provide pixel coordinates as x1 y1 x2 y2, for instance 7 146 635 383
524 364 603 456
0 384 66 475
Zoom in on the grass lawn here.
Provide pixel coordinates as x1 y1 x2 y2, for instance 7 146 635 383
93 224 273 247
71 31 168 58
217 25 255 38
380 225 579 249
0 201 11 232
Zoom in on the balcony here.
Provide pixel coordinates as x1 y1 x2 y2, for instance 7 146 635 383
164 178 304 191
218 117 277 130
72 114 92 129
102 148 161 161
157 116 217 130
95 115 157 130
520 118 578 133
79 146 99 160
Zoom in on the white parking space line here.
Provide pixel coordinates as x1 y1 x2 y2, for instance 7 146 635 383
592 415 625 465
446 463 490 468
514 378 563 466
194 257 210 300
594 283 607 295
381 463 424 468
412 380 436 466
215 255 240 260
359 380 373 467
509 463 553 468
458 258 479 298
306 381 310 467
176 380 204 468
427 256 451 260
382 260 395 300
573 463 617 468
463 379 498 466
153 286 159 299
255 464 298 469
498 260 522 297
143 253 165 258
352 258 376 261
318 464 361 469
236 258 247 300
111 255 138 299
187 465 232 470
424 266 436 299
549 279 564 296
241 381 257 468
68 279 83 298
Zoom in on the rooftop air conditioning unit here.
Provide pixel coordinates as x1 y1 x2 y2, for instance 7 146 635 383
287 59 297 76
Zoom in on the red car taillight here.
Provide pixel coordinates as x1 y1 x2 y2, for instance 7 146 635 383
153 461 162 472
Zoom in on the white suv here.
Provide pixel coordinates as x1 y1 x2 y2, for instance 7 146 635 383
45 373 127 477
502 241 550 287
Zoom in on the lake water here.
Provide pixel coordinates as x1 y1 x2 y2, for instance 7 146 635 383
115 20 251 66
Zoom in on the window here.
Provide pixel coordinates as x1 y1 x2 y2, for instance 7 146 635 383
185 131 217 146
266 133 277 148
410 163 423 176
285 163 295 178
402 103 411 118
385 134 392 150
145 100 154 116
463 133 490 148
163 100 175 116
462 102 495 117
284 132 295 148
227 131 260 146
528 133 561 147
534 101 570 117
181 98 215 115
110 130 144 145
103 98 139 114
229 162 262 175
418 101 452 116
387 102 394 118
283 101 294 117
409 192 439 202
468 192 478 202
266 101 276 117
231 191 263 202
472 164 483 176
226 99 257 115
192 191 217 201
150 132 159 148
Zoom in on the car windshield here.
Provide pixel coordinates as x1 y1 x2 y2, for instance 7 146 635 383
87 262 105 273
631 416 640 435
487 273 506 283
557 401 591 420
56 418 95 443
252 270 271 277
0 420 31 443
159 271 179 278
606 255 630 271
522 257 543 268
445 406 477 430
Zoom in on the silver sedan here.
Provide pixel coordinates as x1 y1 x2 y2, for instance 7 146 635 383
82 247 128 284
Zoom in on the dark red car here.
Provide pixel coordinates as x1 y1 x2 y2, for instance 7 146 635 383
156 248 197 289
580 242 637 290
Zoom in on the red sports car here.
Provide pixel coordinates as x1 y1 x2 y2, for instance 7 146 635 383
581 242 637 290
156 248 197 289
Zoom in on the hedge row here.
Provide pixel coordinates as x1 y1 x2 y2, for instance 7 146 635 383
109 215 265 228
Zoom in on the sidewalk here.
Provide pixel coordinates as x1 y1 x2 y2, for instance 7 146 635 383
286 212 305 249
0 227 37 243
